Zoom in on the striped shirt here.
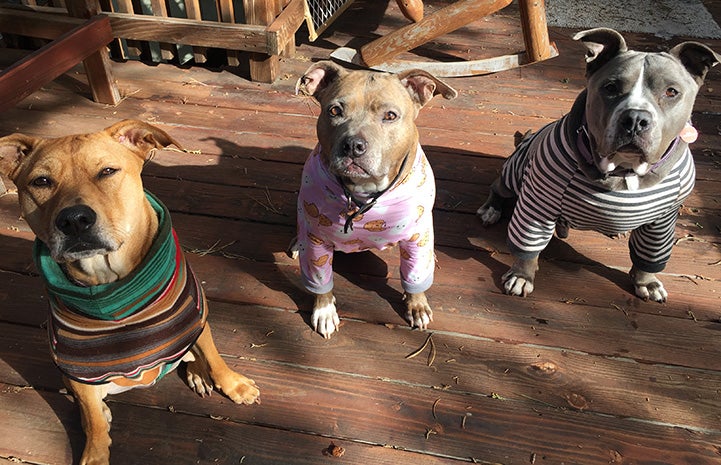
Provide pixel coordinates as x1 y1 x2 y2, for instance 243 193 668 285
501 113 695 273
34 192 206 387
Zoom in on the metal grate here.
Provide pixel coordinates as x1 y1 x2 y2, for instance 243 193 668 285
304 0 355 41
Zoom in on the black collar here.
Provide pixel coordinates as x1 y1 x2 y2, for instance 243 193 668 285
340 153 410 234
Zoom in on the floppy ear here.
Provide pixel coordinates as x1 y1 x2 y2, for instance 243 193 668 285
295 60 347 99
0 133 42 182
397 69 458 108
105 119 183 160
573 28 628 76
669 41 721 85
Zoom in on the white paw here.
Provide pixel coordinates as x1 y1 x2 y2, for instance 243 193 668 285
186 366 214 398
312 298 340 339
286 236 300 260
502 270 534 297
634 281 668 303
407 308 432 330
477 205 501 225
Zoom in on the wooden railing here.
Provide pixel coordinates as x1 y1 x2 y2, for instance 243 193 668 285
0 0 307 84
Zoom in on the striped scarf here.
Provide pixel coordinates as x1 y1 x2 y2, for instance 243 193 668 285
33 191 206 384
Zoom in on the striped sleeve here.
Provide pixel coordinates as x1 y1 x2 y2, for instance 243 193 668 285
629 148 696 272
504 120 575 258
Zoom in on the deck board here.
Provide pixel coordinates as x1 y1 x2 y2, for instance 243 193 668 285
2 0 721 463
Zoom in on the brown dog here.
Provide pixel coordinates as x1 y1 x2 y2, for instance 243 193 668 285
0 120 259 465
291 61 456 338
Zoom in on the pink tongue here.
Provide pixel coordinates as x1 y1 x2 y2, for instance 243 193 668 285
680 124 698 143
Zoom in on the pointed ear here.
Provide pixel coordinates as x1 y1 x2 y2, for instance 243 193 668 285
0 133 42 181
669 41 721 85
105 120 182 160
573 28 628 76
296 61 347 99
397 69 457 108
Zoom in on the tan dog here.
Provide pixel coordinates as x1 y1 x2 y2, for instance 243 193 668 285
0 120 259 465
291 61 456 338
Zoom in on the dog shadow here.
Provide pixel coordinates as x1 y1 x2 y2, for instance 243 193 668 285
0 232 87 463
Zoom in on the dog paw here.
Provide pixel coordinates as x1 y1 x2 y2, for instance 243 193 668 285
404 292 433 330
630 267 667 303
476 204 501 226
502 270 534 297
186 363 215 398
312 297 340 338
286 235 300 259
216 372 260 405
634 281 668 303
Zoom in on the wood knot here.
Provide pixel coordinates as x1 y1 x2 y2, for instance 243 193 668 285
564 392 589 410
529 361 558 376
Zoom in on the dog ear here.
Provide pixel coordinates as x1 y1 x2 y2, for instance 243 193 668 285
398 69 458 108
0 134 41 181
295 61 346 99
573 28 628 76
669 42 721 85
105 120 183 160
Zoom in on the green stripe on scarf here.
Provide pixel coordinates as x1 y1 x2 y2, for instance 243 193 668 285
33 191 176 320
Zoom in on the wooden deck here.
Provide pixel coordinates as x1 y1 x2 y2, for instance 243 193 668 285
2 1 721 463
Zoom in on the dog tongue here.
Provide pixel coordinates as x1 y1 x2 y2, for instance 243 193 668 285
680 124 698 143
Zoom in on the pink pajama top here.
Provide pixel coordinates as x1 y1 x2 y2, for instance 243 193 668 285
296 144 436 295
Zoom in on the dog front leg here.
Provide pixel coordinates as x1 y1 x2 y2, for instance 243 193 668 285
65 378 112 465
503 256 539 297
186 323 260 404
477 178 515 226
311 291 340 339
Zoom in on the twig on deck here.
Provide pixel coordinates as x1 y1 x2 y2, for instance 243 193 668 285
405 333 433 360
249 187 285 216
427 336 437 367
432 398 440 420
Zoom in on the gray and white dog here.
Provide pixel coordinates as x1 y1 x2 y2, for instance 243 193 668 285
477 28 719 302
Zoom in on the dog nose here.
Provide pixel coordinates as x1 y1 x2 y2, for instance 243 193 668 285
620 109 653 136
342 136 368 158
55 205 97 236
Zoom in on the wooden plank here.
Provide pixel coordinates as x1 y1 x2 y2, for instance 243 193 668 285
0 382 456 465
3 297 721 437
95 363 721 464
0 7 83 39
0 15 115 111
360 0 514 67
3 294 721 463
106 12 271 53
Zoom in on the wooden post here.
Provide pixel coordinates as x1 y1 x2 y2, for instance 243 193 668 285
65 0 121 105
360 0 513 68
519 0 552 62
243 0 281 83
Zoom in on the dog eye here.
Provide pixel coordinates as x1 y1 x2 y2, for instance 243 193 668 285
98 167 118 178
328 105 343 117
665 87 679 98
383 111 398 122
603 81 619 95
30 176 52 188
